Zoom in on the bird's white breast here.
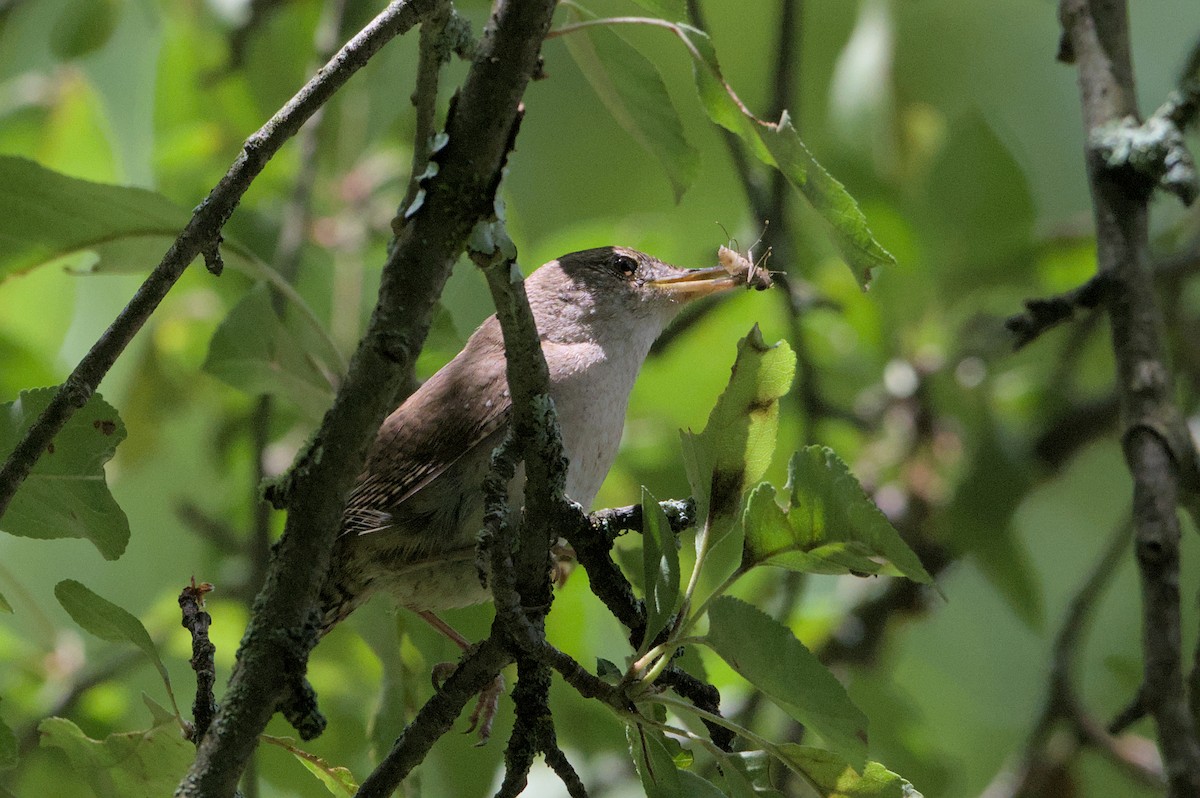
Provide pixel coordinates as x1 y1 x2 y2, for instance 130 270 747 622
548 338 645 510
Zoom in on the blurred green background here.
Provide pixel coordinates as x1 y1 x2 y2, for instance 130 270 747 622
1 0 1198 795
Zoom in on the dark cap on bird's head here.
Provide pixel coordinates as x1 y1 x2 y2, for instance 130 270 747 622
526 246 769 344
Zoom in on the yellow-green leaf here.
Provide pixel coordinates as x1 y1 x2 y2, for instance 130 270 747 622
54 580 178 717
261 735 359 796
39 712 193 798
641 487 681 644
776 745 922 797
563 15 699 202
742 447 933 584
681 325 795 550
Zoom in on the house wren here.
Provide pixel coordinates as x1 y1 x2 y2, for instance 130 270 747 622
319 246 769 632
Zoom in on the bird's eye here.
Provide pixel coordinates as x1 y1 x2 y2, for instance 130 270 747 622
613 255 638 278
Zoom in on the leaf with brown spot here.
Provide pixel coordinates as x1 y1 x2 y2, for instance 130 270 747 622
0 388 129 559
680 325 795 554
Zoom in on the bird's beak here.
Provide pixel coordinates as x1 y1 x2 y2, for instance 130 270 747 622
648 265 741 298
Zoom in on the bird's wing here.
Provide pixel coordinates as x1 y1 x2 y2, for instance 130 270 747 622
341 319 512 536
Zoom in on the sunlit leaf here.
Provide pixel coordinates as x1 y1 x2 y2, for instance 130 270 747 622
0 389 129 559
741 447 934 584
54 580 178 717
563 16 699 202
39 712 193 798
776 745 922 797
202 284 339 420
262 735 359 796
756 112 896 288
681 325 795 551
705 596 867 768
0 156 260 280
627 725 684 798
642 487 680 643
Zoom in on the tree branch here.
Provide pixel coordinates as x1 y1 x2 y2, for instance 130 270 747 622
355 636 513 798
1059 2 1200 794
1005 274 1110 349
0 0 440 527
179 580 218 744
177 0 560 793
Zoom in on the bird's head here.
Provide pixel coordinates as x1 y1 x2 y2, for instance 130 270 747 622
526 246 766 346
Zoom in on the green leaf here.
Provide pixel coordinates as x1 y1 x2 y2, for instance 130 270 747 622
53 580 178 717
39 712 193 798
0 590 11 614
742 447 934 584
563 17 699 202
942 414 1041 629
719 750 784 798
677 770 727 798
756 112 896 288
0 702 16 772
0 155 190 280
261 735 359 796
681 325 795 550
705 596 867 768
675 27 894 287
202 284 339 420
627 0 686 19
0 156 258 281
140 694 177 728
642 487 681 644
627 725 684 798
923 112 1035 287
0 388 129 559
50 0 120 60
775 745 922 798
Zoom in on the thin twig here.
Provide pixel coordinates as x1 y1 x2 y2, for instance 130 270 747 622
1005 274 1110 349
179 579 218 744
400 4 453 216
0 0 441 526
355 636 513 798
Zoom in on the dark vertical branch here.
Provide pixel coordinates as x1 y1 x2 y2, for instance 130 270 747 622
177 0 560 793
1059 1 1200 794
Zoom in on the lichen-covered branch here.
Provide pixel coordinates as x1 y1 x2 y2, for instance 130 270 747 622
177 0 559 793
1058 1 1200 794
178 580 218 745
